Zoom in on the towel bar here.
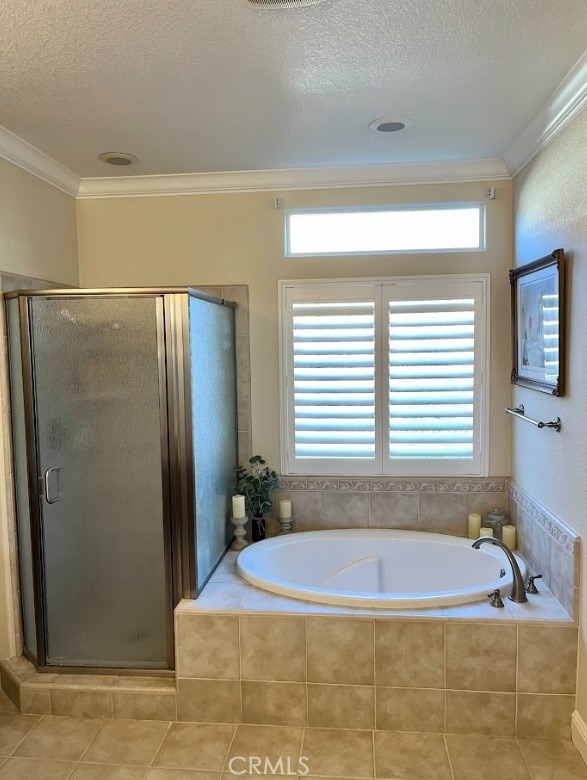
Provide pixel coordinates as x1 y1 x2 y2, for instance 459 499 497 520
505 405 561 432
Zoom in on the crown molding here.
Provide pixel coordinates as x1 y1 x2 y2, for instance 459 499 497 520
2 49 586 198
0 125 81 197
77 158 510 199
505 49 587 177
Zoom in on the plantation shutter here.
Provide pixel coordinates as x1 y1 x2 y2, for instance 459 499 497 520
281 278 487 477
283 285 379 475
383 281 484 476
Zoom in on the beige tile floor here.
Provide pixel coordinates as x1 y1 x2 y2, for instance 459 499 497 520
1 693 587 779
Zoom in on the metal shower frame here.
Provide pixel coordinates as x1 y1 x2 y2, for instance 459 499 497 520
4 287 238 674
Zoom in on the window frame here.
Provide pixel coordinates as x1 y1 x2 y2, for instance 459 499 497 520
284 202 487 258
279 274 490 477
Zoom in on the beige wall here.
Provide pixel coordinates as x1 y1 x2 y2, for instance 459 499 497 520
0 158 79 659
513 109 587 718
0 158 79 284
77 180 513 476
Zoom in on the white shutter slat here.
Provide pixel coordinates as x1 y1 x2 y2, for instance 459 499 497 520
388 297 476 461
292 300 376 460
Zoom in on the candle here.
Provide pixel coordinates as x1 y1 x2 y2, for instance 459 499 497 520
279 499 292 519
468 513 482 539
480 526 494 537
232 494 246 519
502 525 516 549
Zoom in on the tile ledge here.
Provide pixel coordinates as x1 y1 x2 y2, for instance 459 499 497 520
177 583 574 625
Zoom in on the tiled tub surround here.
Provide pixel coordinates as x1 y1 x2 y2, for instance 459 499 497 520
1 553 579 742
271 476 581 619
173 552 578 740
271 477 510 537
509 479 580 619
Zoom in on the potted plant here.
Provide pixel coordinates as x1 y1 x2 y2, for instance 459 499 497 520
234 455 281 542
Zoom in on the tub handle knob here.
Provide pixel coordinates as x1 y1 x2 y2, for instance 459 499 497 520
488 589 505 608
526 574 542 594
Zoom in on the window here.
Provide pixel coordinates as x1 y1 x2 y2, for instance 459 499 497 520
280 275 489 476
285 203 485 256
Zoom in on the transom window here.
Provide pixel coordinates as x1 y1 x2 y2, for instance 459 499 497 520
285 203 485 257
279 275 489 477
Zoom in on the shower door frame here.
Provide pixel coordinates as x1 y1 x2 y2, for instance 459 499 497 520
6 287 235 674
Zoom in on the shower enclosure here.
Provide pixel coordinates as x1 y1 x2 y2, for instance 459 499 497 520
5 288 238 671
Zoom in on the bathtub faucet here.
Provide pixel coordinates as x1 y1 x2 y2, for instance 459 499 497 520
471 537 528 604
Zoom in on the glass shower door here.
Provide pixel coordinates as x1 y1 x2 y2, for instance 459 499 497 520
28 296 170 668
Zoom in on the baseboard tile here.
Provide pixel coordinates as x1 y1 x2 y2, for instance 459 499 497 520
571 710 587 765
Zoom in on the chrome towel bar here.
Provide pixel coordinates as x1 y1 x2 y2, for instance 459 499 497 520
505 405 561 432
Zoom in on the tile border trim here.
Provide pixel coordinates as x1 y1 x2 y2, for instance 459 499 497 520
508 479 579 555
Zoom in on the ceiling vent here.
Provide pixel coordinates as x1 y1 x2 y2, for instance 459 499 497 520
245 0 326 8
99 152 138 166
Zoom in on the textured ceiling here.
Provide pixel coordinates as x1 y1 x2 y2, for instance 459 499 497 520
0 0 586 177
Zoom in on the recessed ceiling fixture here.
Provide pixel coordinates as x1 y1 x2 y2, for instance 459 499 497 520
98 152 138 166
245 0 326 8
369 117 412 133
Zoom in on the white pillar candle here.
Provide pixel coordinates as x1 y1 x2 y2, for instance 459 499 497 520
279 499 292 519
468 513 482 539
502 525 516 549
480 526 494 537
232 494 246 519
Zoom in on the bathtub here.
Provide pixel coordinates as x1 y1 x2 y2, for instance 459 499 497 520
236 529 526 609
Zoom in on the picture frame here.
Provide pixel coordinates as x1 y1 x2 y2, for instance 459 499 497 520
510 249 565 396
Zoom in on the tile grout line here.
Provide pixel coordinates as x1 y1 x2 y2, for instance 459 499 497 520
5 712 42 757
237 614 243 724
515 737 534 780
305 615 309 728
148 720 173 769
221 724 241 774
372 619 377 731
77 716 108 764
515 624 519 737
443 622 447 734
443 733 456 780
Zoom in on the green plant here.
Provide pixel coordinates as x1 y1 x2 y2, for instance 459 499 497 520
235 455 281 517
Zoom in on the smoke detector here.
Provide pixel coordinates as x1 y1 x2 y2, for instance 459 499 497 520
99 152 139 166
245 0 326 7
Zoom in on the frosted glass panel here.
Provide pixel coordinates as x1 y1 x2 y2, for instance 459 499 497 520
6 299 37 658
189 297 237 590
30 297 168 667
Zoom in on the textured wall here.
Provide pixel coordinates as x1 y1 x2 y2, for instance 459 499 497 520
77 179 513 476
513 108 587 715
0 159 79 660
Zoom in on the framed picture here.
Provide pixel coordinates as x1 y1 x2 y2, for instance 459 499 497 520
510 249 565 395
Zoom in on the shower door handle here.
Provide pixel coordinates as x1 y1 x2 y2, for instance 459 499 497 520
43 467 61 504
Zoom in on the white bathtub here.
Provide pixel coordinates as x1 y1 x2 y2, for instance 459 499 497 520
236 529 526 609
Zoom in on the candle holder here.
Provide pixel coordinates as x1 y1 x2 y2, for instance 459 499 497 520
277 513 294 535
230 515 249 551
